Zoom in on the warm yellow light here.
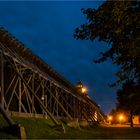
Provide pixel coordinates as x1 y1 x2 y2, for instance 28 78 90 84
81 87 87 93
77 84 82 88
119 115 124 121
118 114 126 123
108 115 113 121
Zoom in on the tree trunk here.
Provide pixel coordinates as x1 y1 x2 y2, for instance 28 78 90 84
130 110 133 127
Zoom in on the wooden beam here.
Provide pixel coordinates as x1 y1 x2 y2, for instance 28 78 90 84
4 54 59 124
0 48 4 107
46 86 72 120
19 65 21 113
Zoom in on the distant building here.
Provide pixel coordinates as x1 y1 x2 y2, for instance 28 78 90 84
75 81 87 95
133 115 140 125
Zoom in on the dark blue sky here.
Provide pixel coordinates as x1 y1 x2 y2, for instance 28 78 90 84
0 1 119 114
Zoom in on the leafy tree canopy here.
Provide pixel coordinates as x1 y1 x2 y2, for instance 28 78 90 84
74 1 140 85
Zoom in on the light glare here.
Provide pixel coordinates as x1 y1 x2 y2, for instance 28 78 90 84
82 87 87 93
108 115 113 121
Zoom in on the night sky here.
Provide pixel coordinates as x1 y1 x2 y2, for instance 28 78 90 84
0 1 119 114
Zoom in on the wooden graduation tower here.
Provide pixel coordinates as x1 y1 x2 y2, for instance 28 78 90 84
0 27 105 125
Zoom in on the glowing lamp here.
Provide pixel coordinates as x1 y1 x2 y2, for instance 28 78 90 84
108 115 113 121
119 115 124 120
118 114 125 124
81 87 87 93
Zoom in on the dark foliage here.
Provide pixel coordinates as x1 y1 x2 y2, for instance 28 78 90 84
74 1 140 126
74 1 140 85
116 80 140 113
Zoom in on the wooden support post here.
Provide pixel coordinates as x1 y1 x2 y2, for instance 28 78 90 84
55 88 59 117
0 49 4 107
23 83 32 113
75 98 78 118
22 76 58 124
73 97 75 118
49 83 52 113
32 73 35 114
4 56 59 125
69 95 73 117
0 46 15 126
60 92 64 117
19 65 21 113
7 78 19 109
79 101 82 119
44 94 47 118
41 79 45 116
46 86 73 120
76 100 79 117
5 75 16 97
66 92 69 114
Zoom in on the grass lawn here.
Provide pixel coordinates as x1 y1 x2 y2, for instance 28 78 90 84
1 114 140 139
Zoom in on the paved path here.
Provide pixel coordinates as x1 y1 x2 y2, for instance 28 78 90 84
100 123 140 127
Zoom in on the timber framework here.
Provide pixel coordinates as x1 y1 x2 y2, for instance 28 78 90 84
0 27 105 125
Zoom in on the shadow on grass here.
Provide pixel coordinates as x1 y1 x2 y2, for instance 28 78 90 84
8 116 140 139
0 124 19 139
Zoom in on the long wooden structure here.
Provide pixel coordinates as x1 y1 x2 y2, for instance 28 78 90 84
0 27 105 125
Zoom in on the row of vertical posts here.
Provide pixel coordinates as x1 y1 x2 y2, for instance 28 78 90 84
0 45 102 123
0 47 84 120
0 48 4 107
